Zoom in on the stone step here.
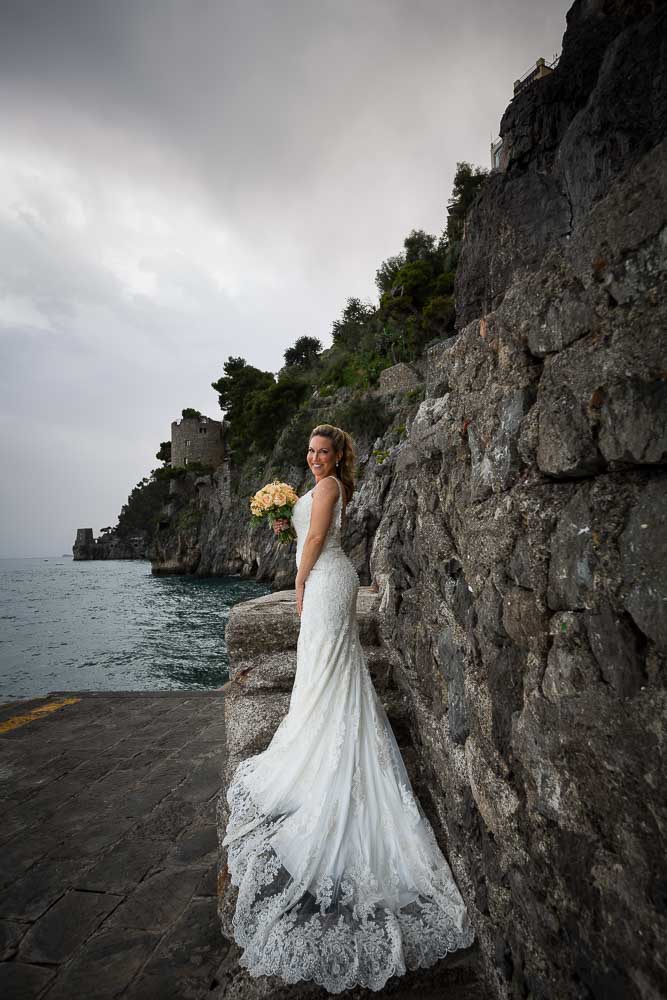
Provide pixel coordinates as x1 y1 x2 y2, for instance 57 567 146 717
226 586 384 665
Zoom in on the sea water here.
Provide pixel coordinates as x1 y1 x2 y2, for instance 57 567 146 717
0 557 270 701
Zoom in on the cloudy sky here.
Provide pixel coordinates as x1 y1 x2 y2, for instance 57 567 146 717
0 0 569 557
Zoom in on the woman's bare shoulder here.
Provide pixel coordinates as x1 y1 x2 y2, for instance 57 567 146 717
312 476 340 499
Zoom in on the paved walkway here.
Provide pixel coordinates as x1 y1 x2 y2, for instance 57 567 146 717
0 691 485 999
0 691 226 999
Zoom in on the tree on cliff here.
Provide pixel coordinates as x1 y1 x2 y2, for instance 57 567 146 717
446 161 488 244
206 161 489 454
212 356 308 454
283 335 323 369
156 441 171 465
115 473 170 538
211 356 275 445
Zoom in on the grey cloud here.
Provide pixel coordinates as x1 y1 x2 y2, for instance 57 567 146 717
0 0 570 555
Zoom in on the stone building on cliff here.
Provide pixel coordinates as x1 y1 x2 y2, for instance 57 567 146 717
171 413 225 468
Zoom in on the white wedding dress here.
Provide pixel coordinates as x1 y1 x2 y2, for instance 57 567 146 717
220 475 474 993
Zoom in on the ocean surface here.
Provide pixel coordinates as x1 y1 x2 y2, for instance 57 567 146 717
0 557 271 701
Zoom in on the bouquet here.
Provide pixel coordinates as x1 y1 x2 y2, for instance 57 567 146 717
250 480 298 543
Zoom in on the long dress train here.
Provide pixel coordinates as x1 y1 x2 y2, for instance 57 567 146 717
219 475 475 993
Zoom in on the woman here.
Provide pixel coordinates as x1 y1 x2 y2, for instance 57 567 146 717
219 423 474 993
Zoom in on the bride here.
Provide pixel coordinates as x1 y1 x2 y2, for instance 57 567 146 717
218 423 475 993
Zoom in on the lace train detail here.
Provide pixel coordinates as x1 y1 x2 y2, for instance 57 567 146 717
220 764 475 994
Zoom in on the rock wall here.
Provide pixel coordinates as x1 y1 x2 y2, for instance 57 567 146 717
149 390 420 586
367 2 667 998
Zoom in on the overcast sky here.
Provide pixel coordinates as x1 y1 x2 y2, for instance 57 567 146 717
0 0 569 557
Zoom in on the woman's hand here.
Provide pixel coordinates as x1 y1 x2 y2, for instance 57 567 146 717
272 518 290 536
295 577 305 616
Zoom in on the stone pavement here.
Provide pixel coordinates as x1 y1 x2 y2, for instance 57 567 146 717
0 691 485 999
0 691 227 999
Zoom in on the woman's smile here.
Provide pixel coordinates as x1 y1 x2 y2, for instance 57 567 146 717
307 436 342 482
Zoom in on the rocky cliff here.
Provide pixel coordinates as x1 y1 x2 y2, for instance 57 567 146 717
365 1 666 997
148 384 422 586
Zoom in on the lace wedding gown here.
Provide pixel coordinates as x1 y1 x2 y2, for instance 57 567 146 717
220 475 474 993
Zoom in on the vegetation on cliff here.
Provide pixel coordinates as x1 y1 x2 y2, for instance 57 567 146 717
211 161 488 463
113 473 171 538
96 161 488 552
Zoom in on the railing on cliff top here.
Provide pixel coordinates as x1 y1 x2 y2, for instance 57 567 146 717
490 53 561 169
513 54 560 97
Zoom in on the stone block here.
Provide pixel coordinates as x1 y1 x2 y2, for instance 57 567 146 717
469 388 533 500
76 838 173 894
0 919 26 960
586 600 645 697
105 867 200 932
542 612 602 702
223 687 290 764
547 489 595 610
0 859 90 921
0 961 56 999
501 586 549 652
425 337 458 398
437 628 469 745
619 477 667 650
526 279 593 357
378 361 422 395
225 591 300 663
19 888 121 964
43 926 161 1000
130 795 198 844
124 897 222 999
167 824 218 867
537 379 604 479
598 377 667 466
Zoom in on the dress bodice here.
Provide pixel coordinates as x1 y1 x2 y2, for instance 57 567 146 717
292 476 344 569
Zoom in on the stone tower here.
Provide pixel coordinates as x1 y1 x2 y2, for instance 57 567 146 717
171 414 224 469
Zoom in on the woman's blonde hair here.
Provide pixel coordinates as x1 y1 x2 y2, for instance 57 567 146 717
309 424 356 502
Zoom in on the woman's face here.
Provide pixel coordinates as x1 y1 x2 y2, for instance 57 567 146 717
307 435 342 482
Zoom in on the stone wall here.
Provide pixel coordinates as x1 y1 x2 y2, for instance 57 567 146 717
367 2 667 997
378 362 421 395
171 414 225 469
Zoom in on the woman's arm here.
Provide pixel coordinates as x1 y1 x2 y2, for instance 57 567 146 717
295 477 339 614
